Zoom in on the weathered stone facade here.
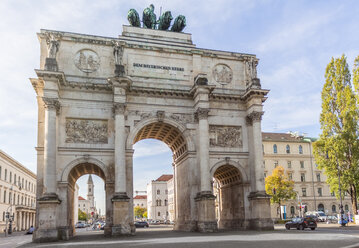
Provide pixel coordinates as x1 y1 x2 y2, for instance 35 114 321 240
31 26 273 242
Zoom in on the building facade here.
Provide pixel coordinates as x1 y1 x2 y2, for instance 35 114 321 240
262 132 351 219
78 175 96 217
147 175 172 221
133 195 147 208
0 150 36 233
167 177 175 221
31 24 272 241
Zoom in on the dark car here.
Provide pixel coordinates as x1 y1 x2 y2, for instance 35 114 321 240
135 221 149 228
285 217 317 230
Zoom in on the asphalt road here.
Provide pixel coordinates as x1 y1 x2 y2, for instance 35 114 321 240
1 224 358 248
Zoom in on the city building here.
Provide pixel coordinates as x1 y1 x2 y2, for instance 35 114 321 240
133 195 147 208
0 150 36 233
147 175 172 221
262 132 351 219
167 177 175 222
78 175 96 218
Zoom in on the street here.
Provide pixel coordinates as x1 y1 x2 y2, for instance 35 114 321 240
0 224 355 248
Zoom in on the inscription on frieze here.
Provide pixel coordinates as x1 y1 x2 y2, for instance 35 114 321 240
209 125 242 147
65 118 108 144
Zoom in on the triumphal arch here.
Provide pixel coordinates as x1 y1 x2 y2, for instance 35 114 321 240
30 23 273 242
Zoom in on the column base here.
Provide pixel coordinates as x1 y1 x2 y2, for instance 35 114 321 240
34 194 61 243
57 226 73 241
33 228 59 243
248 191 274 231
195 191 218 233
218 219 248 230
111 194 135 236
173 220 197 232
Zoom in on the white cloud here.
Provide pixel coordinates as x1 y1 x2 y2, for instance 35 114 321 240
133 140 171 158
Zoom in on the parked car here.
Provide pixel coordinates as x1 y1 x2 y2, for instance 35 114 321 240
305 215 319 223
305 211 327 222
135 221 149 228
285 217 317 230
326 215 338 224
75 222 85 228
149 220 161 225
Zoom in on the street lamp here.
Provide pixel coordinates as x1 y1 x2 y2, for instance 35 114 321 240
336 158 345 227
5 181 22 236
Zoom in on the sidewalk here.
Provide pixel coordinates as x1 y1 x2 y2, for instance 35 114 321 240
0 231 27 238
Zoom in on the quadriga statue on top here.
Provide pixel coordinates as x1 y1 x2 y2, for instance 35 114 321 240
127 4 186 32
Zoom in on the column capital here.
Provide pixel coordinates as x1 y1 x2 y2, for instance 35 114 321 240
113 103 126 115
246 111 263 126
42 97 60 115
195 108 209 121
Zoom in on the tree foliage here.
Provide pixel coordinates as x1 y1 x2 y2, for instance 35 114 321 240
313 54 359 214
134 206 147 219
78 209 87 221
265 166 296 217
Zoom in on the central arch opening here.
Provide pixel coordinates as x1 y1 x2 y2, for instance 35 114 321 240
132 121 189 232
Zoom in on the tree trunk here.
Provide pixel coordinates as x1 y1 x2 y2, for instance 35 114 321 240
351 185 358 215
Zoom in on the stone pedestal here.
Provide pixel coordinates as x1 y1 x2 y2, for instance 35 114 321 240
115 64 125 76
44 58 58 71
111 195 135 236
248 191 274 230
33 196 61 243
195 191 218 232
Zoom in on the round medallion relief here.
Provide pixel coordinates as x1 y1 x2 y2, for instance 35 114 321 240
212 64 233 85
74 49 100 73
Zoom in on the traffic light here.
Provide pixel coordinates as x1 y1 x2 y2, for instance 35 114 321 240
273 188 276 195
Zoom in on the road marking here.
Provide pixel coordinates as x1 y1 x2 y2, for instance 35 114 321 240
341 243 359 248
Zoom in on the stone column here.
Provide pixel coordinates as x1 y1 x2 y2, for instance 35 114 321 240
34 97 61 242
42 97 60 197
108 77 133 236
113 103 128 197
197 108 211 193
19 212 22 231
246 111 273 230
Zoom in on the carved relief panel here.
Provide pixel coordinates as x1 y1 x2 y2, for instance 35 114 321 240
65 118 108 144
209 125 242 147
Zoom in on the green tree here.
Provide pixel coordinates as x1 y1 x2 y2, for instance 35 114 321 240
78 209 87 221
134 206 147 219
265 166 296 218
143 211 148 219
313 54 359 214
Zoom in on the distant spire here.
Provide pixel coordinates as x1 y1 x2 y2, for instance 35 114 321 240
87 174 93 184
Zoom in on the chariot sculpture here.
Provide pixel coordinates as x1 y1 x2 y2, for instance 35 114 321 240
127 4 186 32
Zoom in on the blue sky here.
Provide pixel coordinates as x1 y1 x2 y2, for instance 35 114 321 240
1 0 359 213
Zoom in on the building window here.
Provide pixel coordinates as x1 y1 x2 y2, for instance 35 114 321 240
14 174 16 184
302 188 306 197
286 145 290 154
8 192 11 204
158 212 161 217
345 205 349 211
300 161 304 168
332 205 336 212
2 212 5 221
274 161 278 168
89 188 91 192
165 199 168 206
5 169 7 181
273 144 277 154
288 173 293 180
3 191 6 203
301 173 305 182
157 189 160 195
287 161 292 168
264 173 267 178
316 173 321 182
299 145 303 154
165 190 168 194
9 172 12 183
17 195 19 205
318 204 324 212
318 188 322 197
290 206 295 216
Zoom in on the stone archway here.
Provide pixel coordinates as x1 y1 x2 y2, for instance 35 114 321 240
127 118 198 231
213 164 246 229
55 160 113 240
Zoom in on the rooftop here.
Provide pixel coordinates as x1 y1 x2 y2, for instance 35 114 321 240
262 132 304 142
78 196 86 201
155 174 173 182
134 195 147 199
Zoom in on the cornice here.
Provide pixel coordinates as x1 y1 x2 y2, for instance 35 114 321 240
0 150 36 179
35 70 66 86
241 88 269 102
